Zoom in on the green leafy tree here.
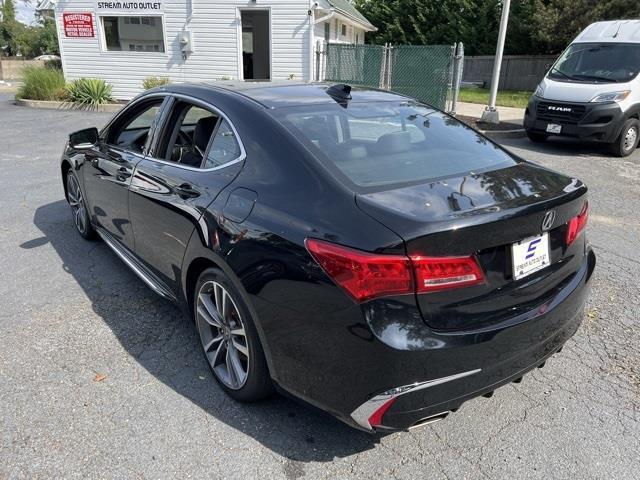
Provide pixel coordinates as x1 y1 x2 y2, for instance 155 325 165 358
355 0 640 55
354 0 500 55
0 0 22 56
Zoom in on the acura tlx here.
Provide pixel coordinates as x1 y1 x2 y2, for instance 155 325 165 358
61 82 595 432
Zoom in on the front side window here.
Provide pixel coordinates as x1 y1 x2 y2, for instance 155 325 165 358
274 102 516 188
157 101 242 169
101 16 165 53
106 100 164 153
549 42 640 83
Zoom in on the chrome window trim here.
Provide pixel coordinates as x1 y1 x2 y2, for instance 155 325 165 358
101 91 247 173
143 92 247 173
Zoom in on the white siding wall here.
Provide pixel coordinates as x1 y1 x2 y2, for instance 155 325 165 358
314 17 366 45
55 0 311 99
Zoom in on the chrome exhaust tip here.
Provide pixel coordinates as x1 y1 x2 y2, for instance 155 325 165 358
409 411 450 429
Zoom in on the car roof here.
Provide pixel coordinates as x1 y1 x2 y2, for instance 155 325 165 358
573 20 640 44
164 82 411 109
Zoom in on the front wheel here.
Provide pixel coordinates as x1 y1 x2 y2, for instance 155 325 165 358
66 171 96 240
194 267 273 402
611 119 639 157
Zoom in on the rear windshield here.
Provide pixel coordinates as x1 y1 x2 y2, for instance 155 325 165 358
273 102 516 188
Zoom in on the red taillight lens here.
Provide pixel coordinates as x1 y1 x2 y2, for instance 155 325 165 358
566 202 589 246
411 255 485 293
305 238 485 302
305 238 413 302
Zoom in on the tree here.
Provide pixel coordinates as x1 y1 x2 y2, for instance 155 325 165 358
355 0 640 55
353 0 501 55
0 0 22 56
530 0 640 54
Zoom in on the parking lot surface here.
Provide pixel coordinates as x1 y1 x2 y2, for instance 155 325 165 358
1 93 639 479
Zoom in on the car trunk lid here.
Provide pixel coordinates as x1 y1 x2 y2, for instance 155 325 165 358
356 162 589 331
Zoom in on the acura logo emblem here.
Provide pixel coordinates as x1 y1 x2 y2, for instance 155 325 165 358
542 211 556 231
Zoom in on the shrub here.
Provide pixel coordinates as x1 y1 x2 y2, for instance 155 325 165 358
44 58 62 70
65 78 113 108
16 65 66 101
142 76 170 90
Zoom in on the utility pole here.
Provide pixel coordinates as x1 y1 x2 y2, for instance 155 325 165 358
481 0 511 124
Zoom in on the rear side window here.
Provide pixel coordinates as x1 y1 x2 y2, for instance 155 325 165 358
204 119 242 169
274 102 516 188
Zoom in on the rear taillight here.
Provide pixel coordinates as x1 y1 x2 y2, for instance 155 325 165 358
305 238 485 303
304 238 413 302
411 256 485 293
566 202 589 246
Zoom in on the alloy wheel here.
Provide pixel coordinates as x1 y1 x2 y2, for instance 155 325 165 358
67 174 87 234
196 281 250 390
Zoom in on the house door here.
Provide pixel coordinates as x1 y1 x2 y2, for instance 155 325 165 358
241 10 270 80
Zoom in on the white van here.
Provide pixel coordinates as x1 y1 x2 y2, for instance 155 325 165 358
524 20 640 157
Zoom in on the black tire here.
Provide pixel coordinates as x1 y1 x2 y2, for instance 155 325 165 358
611 118 640 157
193 267 273 402
526 130 548 143
66 170 96 240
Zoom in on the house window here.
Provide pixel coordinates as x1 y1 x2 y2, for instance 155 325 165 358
356 33 359 44
324 22 330 41
101 16 165 52
341 24 347 37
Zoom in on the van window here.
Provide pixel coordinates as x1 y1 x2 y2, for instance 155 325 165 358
549 43 640 83
274 102 516 188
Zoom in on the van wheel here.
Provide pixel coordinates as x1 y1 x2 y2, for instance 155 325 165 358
526 131 548 143
612 119 639 157
193 267 274 402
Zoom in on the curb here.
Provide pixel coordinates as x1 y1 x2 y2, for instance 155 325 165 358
14 98 123 113
479 128 526 139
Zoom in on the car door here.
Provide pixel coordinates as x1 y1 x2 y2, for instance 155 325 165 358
83 96 168 251
128 96 246 293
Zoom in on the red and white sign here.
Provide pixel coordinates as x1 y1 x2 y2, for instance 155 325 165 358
63 13 95 38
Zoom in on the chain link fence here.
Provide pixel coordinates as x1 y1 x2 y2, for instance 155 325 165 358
318 42 464 113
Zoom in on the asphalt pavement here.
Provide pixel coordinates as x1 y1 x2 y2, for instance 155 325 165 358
1 93 639 479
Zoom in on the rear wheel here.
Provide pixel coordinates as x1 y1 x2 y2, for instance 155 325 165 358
611 119 639 157
194 268 273 401
66 171 96 240
526 131 548 143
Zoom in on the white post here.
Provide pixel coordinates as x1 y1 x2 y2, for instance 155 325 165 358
481 0 511 124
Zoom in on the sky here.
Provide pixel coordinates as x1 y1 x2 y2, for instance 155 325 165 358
16 1 37 25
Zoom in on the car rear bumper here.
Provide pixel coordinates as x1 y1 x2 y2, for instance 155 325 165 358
348 247 596 432
523 96 624 143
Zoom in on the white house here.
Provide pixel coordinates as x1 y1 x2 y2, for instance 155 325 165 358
44 0 375 99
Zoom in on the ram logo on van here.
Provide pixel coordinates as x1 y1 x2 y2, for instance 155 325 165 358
547 106 572 113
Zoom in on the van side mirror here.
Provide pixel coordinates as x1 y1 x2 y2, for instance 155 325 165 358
69 127 99 150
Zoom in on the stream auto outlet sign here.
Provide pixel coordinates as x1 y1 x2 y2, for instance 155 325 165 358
97 2 161 9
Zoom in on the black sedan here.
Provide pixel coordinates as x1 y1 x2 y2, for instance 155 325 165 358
61 82 595 432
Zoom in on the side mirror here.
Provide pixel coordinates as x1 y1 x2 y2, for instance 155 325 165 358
69 127 99 150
